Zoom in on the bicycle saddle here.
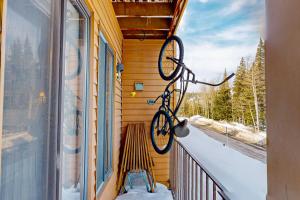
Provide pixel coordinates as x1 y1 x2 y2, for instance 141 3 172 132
174 119 190 138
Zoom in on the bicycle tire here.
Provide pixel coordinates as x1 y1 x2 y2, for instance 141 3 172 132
158 35 184 81
150 110 174 154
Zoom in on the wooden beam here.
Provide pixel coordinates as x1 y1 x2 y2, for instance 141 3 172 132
113 2 173 17
169 0 188 36
118 18 171 30
122 29 168 39
123 34 167 39
122 30 168 35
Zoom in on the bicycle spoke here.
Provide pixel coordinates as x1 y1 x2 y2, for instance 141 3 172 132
162 41 178 75
153 112 171 151
156 114 161 135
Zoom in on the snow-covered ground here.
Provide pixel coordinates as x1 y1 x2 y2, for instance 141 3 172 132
116 183 173 200
62 184 80 200
178 125 267 200
189 115 267 146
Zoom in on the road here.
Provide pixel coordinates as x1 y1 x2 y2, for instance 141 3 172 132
190 123 267 163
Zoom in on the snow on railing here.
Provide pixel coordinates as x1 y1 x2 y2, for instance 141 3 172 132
170 139 230 200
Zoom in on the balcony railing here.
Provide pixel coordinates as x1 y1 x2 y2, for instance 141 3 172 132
170 139 230 200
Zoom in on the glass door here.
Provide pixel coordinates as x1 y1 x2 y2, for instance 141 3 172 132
0 0 58 199
0 0 90 200
61 1 89 200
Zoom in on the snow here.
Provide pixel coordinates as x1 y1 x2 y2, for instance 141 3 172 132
62 184 80 200
116 183 173 200
189 115 267 146
178 125 267 200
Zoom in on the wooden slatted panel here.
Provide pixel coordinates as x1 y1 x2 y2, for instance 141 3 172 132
85 0 123 200
117 123 156 192
122 39 175 187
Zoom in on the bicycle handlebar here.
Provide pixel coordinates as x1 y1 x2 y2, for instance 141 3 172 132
149 57 235 105
193 72 235 86
166 56 235 86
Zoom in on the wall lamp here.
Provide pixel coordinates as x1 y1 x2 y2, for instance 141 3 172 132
116 62 124 80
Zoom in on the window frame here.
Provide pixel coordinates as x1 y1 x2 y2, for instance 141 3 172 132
0 0 91 200
96 32 115 193
59 0 90 200
104 45 114 180
0 1 64 200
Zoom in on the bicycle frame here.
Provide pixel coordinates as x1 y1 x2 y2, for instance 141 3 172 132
149 35 235 154
151 57 235 126
151 63 191 125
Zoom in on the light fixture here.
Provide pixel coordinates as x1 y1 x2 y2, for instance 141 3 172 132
130 91 136 97
39 91 47 103
134 82 144 91
116 62 124 80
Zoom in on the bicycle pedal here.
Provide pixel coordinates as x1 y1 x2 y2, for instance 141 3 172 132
147 99 155 105
177 119 188 127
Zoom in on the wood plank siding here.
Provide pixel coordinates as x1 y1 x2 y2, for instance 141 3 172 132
112 0 188 39
0 1 182 199
122 39 175 187
84 1 123 200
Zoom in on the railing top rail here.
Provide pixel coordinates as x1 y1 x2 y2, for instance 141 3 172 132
174 138 231 200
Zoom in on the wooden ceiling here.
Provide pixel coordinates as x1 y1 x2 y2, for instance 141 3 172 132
112 0 188 39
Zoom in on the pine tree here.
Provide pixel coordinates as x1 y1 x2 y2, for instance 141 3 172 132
179 92 204 117
244 39 266 131
212 69 233 121
253 38 266 129
232 39 266 131
239 58 255 127
178 39 266 130
250 62 260 131
197 85 215 118
232 58 247 123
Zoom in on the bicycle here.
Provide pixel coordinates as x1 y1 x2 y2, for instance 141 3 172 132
148 35 235 154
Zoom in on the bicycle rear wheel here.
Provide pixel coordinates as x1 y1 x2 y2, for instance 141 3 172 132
150 110 174 154
158 35 184 80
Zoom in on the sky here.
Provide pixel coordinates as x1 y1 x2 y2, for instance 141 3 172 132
177 0 265 92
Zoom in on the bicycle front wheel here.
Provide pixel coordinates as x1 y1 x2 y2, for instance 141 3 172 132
150 110 174 154
158 35 184 80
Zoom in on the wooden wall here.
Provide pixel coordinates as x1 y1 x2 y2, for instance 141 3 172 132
0 0 175 199
84 1 123 200
122 39 175 187
266 0 300 199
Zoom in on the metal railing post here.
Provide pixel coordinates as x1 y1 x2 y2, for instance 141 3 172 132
169 139 231 200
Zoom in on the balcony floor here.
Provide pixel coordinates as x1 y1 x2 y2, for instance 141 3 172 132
116 183 173 200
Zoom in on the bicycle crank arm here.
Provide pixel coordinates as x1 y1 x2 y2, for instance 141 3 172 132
147 94 162 105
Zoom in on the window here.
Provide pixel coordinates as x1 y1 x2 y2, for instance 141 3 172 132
0 1 90 200
1 0 57 199
61 1 90 200
96 34 114 190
